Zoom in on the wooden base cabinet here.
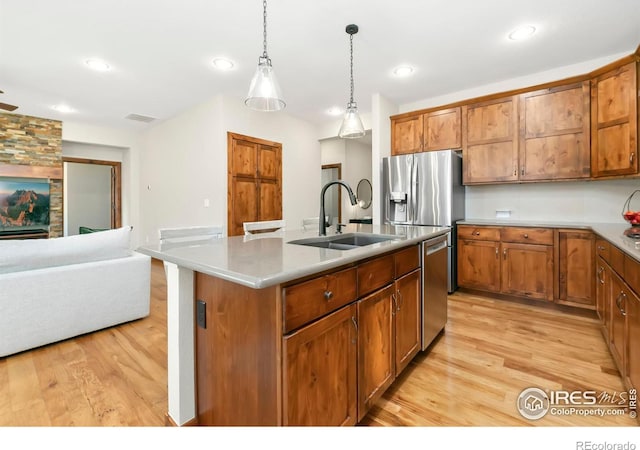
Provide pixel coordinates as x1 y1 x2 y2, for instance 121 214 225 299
357 286 394 421
596 256 611 339
283 303 358 426
557 230 596 309
394 268 421 374
501 242 553 301
609 271 628 376
457 225 554 302
457 238 500 292
627 289 640 391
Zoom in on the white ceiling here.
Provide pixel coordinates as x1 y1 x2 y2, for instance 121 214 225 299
1 0 639 132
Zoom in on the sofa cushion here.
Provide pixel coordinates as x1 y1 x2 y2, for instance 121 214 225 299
0 226 132 274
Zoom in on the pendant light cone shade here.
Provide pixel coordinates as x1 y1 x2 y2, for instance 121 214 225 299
245 0 285 112
339 24 365 139
338 102 365 138
245 57 285 111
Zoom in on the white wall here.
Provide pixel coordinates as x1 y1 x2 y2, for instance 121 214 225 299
138 94 321 241
320 137 372 223
371 93 398 224
398 51 636 224
62 122 142 245
64 162 112 235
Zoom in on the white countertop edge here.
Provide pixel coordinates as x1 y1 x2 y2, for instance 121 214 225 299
138 228 450 289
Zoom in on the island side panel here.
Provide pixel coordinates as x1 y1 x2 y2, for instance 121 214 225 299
195 272 282 425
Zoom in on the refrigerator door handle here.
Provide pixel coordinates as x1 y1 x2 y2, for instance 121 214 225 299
410 157 417 223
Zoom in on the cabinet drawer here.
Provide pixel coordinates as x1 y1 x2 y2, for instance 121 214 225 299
500 227 553 245
358 254 395 297
394 245 420 278
596 238 610 262
284 267 357 333
457 225 500 241
609 244 625 277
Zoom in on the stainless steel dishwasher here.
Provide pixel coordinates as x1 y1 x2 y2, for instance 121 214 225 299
421 234 449 350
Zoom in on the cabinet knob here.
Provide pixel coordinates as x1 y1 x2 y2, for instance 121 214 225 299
475 231 480 236
597 246 605 251
324 290 333 301
523 234 528 239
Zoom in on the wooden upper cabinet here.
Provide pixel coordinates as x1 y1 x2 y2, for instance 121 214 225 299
391 114 423 155
462 96 519 184
423 107 461 152
519 82 591 181
591 61 638 177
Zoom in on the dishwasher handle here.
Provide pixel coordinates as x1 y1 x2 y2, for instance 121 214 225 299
425 239 447 255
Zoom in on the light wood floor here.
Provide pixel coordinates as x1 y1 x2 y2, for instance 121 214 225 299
0 259 635 426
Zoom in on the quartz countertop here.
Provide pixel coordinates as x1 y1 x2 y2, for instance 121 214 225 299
137 223 449 289
459 219 640 263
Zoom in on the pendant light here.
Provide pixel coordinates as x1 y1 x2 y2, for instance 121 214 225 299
245 0 285 111
338 24 365 139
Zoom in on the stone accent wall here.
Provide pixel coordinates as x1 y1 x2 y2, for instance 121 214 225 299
0 113 63 237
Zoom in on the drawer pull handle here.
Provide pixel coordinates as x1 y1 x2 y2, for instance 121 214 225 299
324 290 333 301
616 292 627 316
597 246 605 251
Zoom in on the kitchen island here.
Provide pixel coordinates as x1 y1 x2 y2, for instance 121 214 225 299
137 223 449 426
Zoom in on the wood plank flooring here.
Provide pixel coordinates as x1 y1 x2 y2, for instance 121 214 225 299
0 259 635 426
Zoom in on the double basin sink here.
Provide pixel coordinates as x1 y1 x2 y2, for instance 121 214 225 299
288 233 398 251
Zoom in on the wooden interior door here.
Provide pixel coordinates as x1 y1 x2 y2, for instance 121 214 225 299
228 132 282 236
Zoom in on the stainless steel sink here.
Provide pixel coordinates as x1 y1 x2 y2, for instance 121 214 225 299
288 233 398 250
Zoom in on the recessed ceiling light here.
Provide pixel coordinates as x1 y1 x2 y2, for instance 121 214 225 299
392 65 415 77
327 107 343 116
212 58 235 70
508 25 537 41
51 104 75 113
84 58 111 71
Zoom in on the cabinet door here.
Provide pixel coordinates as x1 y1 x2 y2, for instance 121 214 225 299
394 268 421 375
283 303 357 426
258 179 282 222
424 107 461 152
501 242 553 301
557 230 596 308
519 82 591 180
596 257 610 339
627 287 640 391
457 238 500 292
609 272 627 376
391 115 423 155
257 144 280 180
230 138 257 177
357 285 394 421
591 62 638 177
462 96 519 184
229 178 257 236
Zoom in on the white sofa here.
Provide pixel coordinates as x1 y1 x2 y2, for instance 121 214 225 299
0 226 151 358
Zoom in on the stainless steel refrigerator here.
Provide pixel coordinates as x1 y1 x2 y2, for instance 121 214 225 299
382 149 465 293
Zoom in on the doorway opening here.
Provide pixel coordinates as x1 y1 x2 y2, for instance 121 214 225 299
63 157 121 236
321 163 342 227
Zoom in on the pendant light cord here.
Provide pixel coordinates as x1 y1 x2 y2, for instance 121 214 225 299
349 33 354 105
262 0 269 60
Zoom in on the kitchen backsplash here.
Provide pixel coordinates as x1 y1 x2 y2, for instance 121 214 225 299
465 178 640 224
